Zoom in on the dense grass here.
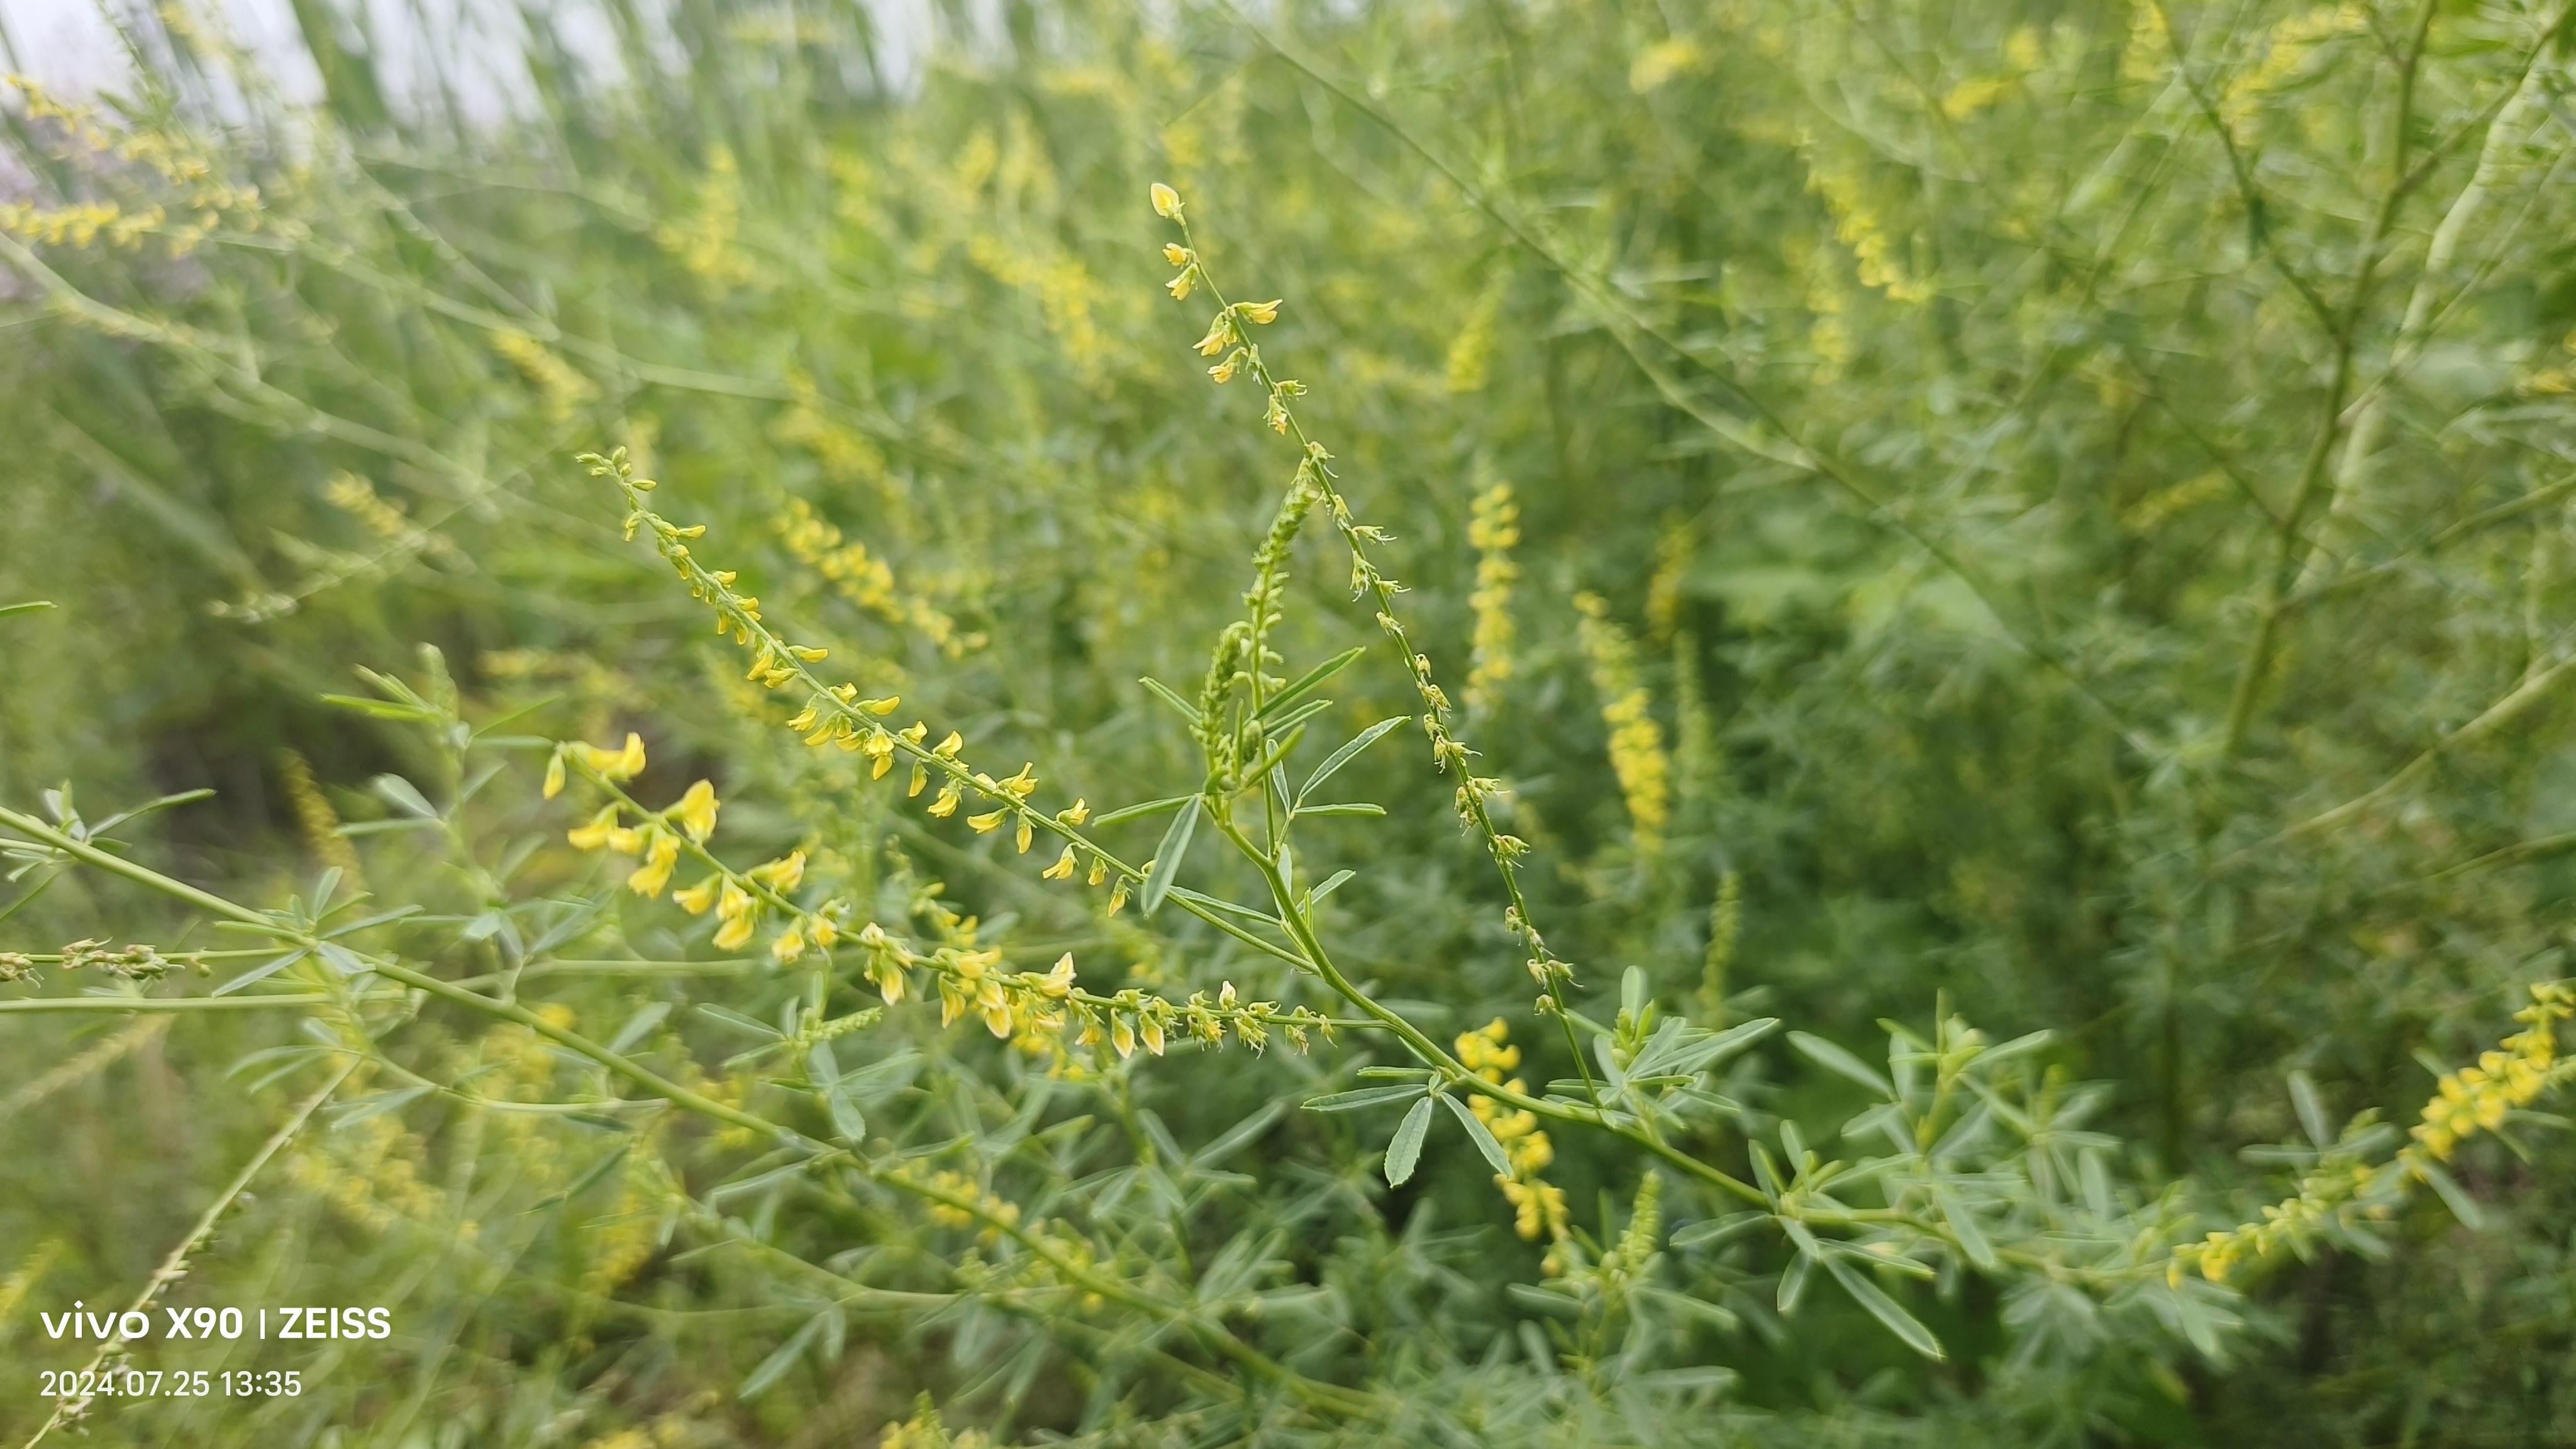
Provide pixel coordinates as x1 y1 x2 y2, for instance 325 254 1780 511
6 1 2576 1443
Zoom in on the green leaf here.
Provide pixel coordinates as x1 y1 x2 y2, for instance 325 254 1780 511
1091 795 1191 827
1302 869 1356 908
0 601 55 619
824 1085 868 1145
1302 1084 1428 1113
2413 1157 2492 1231
1298 716 1410 801
370 774 440 819
1384 1096 1436 1185
1137 676 1204 726
1440 1094 1513 1177
1669 1211 1767 1249
1776 1247 1813 1312
697 1004 783 1040
1140 796 1201 916
1931 1184 1997 1270
1823 1254 1946 1360
2288 1070 2333 1150
1788 1031 1895 1096
526 1142 631 1213
1292 802 1386 817
738 1311 825 1400
211 949 308 996
608 1002 673 1053
1257 646 1367 721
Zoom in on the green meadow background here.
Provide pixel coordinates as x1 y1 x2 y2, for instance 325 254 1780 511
5 1 2576 1443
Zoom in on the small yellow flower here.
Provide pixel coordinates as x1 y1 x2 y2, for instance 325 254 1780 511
574 732 648 782
1235 299 1281 325
1041 845 1079 880
1111 1014 1136 1058
567 806 621 851
1140 1013 1166 1057
981 1000 1014 1038
1162 243 1190 266
1087 857 1108 887
1014 819 1034 853
1040 953 1076 997
712 911 758 951
1194 316 1235 356
927 780 958 815
1057 799 1089 826
672 780 720 841
627 833 681 897
542 752 567 799
772 923 808 963
674 876 722 915
748 850 806 891
1167 269 1195 301
1150 182 1182 218
966 808 1006 834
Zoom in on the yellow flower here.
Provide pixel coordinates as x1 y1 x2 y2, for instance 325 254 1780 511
748 850 806 891
1235 299 1280 325
672 780 720 841
1150 182 1182 218
1193 316 1235 356
980 1000 1014 1038
1039 953 1076 997
772 923 808 963
1057 798 1089 826
627 833 681 897
1041 845 1079 880
1140 1013 1166 1057
1015 819 1034 853
1111 1014 1136 1058
967 808 1006 834
541 752 567 799
567 806 621 851
1162 243 1190 266
574 732 648 782
673 876 722 915
712 911 758 952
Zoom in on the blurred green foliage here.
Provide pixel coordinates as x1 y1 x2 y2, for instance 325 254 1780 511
6 0 2576 1443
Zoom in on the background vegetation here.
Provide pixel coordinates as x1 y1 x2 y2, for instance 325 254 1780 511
5 0 2576 1443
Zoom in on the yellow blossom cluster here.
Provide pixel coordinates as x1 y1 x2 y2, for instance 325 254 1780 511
489 330 599 425
3 79 269 256
1464 481 1519 716
775 496 972 655
917 1168 1024 1233
652 145 757 287
2182 982 2574 1285
2407 980 2572 1163
1801 144 1931 304
1574 593 1672 853
1458 1020 1569 1243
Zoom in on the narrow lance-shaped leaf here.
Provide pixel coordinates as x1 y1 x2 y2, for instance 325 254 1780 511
1441 1094 1513 1177
1385 1096 1436 1185
1140 796 1201 916
1824 1254 1946 1361
1789 1030 1896 1097
1299 715 1410 802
